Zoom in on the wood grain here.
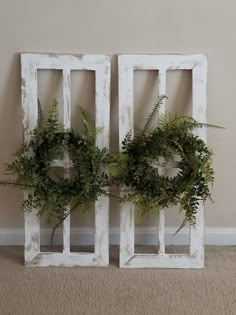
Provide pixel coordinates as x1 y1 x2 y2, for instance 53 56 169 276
21 53 111 267
118 54 207 269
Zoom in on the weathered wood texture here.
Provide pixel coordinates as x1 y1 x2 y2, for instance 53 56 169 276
118 54 207 269
21 53 111 267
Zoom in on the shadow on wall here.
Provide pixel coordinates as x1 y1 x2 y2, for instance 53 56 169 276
107 55 119 226
71 70 95 131
166 70 192 116
0 53 23 226
134 69 192 131
37 69 63 119
0 53 22 159
110 55 119 152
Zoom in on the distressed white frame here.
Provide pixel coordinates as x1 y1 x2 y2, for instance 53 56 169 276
119 54 207 268
21 53 111 267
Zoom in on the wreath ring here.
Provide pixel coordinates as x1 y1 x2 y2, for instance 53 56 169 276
1 100 109 242
113 120 214 228
31 130 109 222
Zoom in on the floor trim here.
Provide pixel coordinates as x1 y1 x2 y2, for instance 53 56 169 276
0 227 236 246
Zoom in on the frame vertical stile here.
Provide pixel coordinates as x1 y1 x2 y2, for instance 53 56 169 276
189 56 207 267
22 53 111 267
94 60 111 266
119 57 135 267
158 69 167 255
21 55 40 264
62 68 71 255
119 54 207 268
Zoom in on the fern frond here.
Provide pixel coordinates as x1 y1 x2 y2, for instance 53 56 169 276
36 98 43 128
172 219 188 236
142 95 167 134
108 153 129 179
48 98 59 121
0 180 35 190
122 130 133 147
158 112 168 127
45 98 63 132
196 122 224 129
165 115 223 131
80 107 103 140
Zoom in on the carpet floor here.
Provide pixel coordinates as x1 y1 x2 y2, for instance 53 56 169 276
0 246 236 315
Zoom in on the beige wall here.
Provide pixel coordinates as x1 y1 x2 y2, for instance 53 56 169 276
0 0 235 229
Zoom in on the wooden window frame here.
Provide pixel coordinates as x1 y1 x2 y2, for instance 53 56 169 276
21 53 111 267
118 54 207 268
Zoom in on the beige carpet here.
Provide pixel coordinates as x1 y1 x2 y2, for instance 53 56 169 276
0 246 236 315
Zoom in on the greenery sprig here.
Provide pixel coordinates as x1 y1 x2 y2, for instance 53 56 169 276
0 99 110 242
0 96 218 238
110 96 218 230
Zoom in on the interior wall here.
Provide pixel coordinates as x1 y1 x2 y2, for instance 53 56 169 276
0 0 234 229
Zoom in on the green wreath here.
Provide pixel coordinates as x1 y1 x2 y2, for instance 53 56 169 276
0 100 109 240
0 97 218 236
110 97 216 229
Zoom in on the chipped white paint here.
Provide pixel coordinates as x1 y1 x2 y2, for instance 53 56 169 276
158 69 167 255
119 54 207 268
21 53 111 267
27 252 108 267
62 68 71 255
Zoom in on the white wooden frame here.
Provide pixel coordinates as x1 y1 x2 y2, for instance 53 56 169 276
119 54 207 268
21 53 111 267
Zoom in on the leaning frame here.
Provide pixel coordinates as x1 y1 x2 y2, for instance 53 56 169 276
119 54 207 268
22 53 111 267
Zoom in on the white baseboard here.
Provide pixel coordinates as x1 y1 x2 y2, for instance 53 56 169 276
0 227 236 246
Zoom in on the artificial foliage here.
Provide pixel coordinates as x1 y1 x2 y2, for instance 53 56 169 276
0 96 218 237
0 100 110 241
110 96 217 230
